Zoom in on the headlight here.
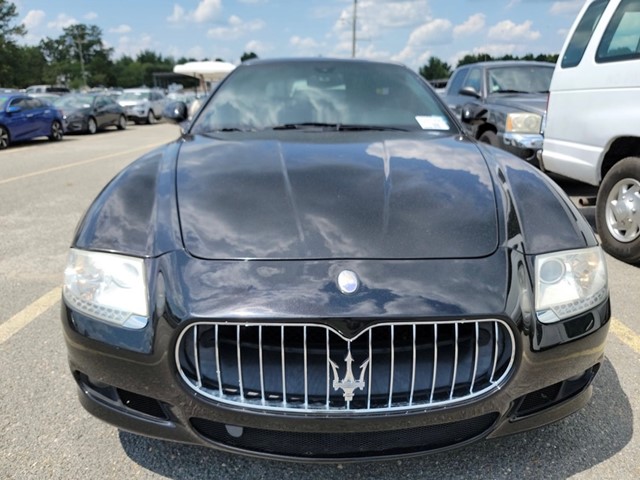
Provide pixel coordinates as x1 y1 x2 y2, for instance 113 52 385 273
63 248 149 329
506 113 542 134
535 247 608 324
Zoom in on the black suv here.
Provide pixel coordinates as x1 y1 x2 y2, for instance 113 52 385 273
442 61 554 166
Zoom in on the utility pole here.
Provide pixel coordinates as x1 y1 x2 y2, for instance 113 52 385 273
351 0 357 58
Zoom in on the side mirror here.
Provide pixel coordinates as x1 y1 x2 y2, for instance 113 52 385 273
459 86 481 99
461 103 487 124
163 101 189 123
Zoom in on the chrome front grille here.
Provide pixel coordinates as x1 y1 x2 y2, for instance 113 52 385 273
175 320 515 413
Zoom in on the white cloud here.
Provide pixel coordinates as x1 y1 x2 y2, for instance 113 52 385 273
113 34 154 58
244 39 270 55
47 13 77 30
168 0 222 24
109 24 132 34
22 10 45 30
454 14 485 37
167 4 186 23
207 16 265 40
550 0 585 15
392 18 453 65
193 0 222 23
290 36 321 50
488 20 540 43
84 12 98 21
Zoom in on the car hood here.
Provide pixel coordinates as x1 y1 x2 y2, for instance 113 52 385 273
488 93 547 116
176 133 498 260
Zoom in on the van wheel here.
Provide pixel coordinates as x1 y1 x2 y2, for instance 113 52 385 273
146 111 156 125
479 131 498 147
596 157 640 264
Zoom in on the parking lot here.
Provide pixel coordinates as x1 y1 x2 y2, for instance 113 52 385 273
1 123 639 479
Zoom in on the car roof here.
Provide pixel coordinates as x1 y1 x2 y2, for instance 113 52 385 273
458 60 556 69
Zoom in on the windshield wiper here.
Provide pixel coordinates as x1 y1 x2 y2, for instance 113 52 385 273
271 122 339 130
271 123 408 132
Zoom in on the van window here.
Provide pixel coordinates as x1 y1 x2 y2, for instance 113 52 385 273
561 0 609 68
597 0 640 62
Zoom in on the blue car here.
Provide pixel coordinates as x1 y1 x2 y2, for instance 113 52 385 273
0 93 64 149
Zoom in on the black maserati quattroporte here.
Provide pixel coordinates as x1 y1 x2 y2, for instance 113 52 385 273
62 58 610 461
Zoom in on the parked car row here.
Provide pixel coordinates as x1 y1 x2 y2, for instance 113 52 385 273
0 87 169 150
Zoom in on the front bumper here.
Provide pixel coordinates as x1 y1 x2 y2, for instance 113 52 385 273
499 132 543 166
62 298 610 461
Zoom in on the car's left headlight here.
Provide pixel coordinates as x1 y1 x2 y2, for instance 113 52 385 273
506 113 542 134
63 248 149 329
535 246 608 324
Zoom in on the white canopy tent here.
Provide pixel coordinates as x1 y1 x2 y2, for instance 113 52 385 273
173 61 236 91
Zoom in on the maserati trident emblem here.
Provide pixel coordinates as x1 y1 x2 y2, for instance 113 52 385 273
337 270 359 295
329 347 370 402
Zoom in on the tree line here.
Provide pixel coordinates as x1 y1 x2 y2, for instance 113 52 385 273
1 0 558 90
418 53 559 81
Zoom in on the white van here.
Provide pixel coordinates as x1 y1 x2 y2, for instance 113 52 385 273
542 0 640 264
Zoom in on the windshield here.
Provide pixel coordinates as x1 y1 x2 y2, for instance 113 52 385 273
192 60 456 133
54 95 94 109
487 65 554 93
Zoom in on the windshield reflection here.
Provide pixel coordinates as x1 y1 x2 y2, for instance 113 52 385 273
192 60 456 133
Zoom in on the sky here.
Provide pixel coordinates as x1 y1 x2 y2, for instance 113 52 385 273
12 0 588 69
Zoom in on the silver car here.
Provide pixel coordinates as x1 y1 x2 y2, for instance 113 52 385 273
117 88 165 124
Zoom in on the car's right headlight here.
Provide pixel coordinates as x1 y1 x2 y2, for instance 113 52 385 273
535 246 608 324
63 248 149 329
506 112 542 134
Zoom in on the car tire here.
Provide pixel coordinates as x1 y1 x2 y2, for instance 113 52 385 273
146 111 156 125
596 156 640 264
479 131 498 147
0 125 10 149
87 117 98 135
117 114 127 130
48 120 64 142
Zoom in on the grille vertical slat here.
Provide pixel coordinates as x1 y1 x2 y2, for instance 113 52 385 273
176 319 515 414
409 324 416 406
471 323 479 393
236 326 244 400
194 326 202 387
281 326 286 405
215 325 222 396
303 326 308 408
325 329 330 408
430 324 438 403
259 326 265 405
491 322 499 382
367 329 373 409
388 325 395 408
450 323 459 400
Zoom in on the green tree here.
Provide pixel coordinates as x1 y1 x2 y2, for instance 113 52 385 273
0 0 26 86
457 53 493 67
418 56 452 81
40 23 114 88
240 51 258 62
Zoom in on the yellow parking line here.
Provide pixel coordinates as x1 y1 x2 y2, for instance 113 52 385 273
0 142 166 186
0 287 60 344
610 317 640 355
